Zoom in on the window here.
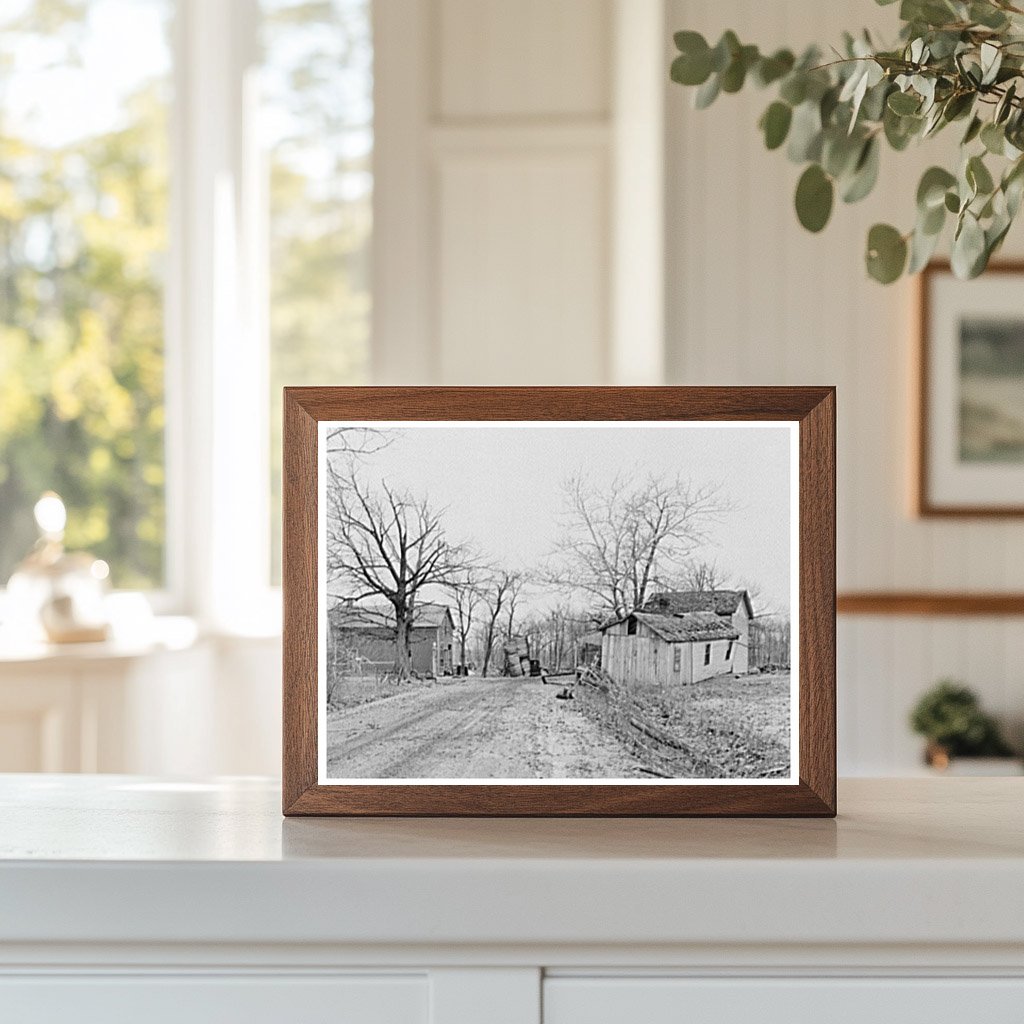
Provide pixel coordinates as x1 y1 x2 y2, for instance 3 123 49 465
726 640 734 660
627 616 637 636
672 646 681 672
704 643 711 666
262 0 372 582
0 0 374 620
0 0 172 589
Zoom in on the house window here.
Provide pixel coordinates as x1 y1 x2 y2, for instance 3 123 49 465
627 616 637 636
704 643 711 666
726 641 734 660
672 646 681 672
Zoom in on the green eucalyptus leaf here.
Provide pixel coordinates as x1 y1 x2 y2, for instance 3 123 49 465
710 31 740 73
795 164 834 232
970 2 1009 29
996 83 1017 125
842 137 881 203
779 73 808 106
967 154 995 196
917 166 957 210
694 73 721 109
944 190 961 213
980 41 1002 86
962 115 983 145
861 80 892 122
787 100 824 162
822 129 863 178
760 101 793 150
943 92 974 123
921 200 946 235
1002 158 1024 217
721 44 759 93
908 221 943 273
981 122 1006 155
952 212 987 278
671 52 712 87
866 223 908 283
888 91 921 115
754 49 795 87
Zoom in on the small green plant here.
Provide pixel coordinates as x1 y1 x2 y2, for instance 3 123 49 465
909 679 1014 757
670 0 1024 283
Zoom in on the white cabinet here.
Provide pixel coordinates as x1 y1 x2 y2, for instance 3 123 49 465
544 978 1024 1024
0 975 428 1024
1 777 1022 1024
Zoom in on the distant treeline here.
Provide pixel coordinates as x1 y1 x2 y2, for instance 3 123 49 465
749 617 791 671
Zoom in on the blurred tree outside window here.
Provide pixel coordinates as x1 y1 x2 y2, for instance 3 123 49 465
0 0 172 589
262 0 372 583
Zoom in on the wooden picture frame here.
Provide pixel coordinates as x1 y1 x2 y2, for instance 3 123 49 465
917 260 1024 517
283 387 836 817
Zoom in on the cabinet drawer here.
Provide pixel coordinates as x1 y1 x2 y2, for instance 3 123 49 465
0 974 427 1024
544 977 1024 1024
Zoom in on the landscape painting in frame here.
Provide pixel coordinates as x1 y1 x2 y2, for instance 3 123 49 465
920 262 1024 515
317 420 799 786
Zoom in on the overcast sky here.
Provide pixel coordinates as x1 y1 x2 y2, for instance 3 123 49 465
325 423 794 617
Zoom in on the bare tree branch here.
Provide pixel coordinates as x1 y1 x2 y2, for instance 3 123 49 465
543 470 729 622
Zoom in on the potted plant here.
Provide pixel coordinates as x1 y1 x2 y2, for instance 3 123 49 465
670 0 1024 283
909 679 1019 772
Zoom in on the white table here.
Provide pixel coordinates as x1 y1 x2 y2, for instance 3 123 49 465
1 776 1022 1023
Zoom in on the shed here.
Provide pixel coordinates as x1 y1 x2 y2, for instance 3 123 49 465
600 611 740 687
643 589 754 673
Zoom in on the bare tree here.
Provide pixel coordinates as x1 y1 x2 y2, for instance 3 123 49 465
674 559 766 616
444 565 488 675
545 471 726 622
679 558 726 595
324 426 393 457
502 573 526 642
325 464 470 680
477 569 523 677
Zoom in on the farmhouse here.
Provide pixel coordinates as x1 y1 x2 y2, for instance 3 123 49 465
642 589 754 673
600 611 740 687
327 600 454 676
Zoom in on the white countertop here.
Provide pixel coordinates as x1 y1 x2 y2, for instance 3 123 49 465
1 775 1022 950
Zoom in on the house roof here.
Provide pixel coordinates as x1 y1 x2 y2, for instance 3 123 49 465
602 611 739 643
643 589 754 619
328 600 452 631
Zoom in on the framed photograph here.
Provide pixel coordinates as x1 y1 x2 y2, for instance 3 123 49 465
283 387 835 816
918 261 1024 516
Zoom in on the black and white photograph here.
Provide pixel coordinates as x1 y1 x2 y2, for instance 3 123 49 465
317 421 797 785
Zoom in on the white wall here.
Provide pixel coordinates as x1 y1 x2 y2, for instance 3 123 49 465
172 0 1024 779
665 0 1024 772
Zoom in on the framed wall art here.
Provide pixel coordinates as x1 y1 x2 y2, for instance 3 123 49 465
282 387 836 816
918 261 1024 517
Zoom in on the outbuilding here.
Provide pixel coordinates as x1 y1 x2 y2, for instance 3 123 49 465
327 600 455 677
642 589 754 673
600 611 740 687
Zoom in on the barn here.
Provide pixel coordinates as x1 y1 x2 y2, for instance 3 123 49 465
600 611 740 687
642 589 754 673
327 600 454 677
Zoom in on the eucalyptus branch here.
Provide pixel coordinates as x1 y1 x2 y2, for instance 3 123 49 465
670 0 1024 282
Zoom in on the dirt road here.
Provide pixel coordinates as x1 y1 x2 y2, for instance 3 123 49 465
325 675 647 779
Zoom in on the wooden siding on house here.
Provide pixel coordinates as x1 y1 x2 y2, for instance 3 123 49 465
601 619 736 687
